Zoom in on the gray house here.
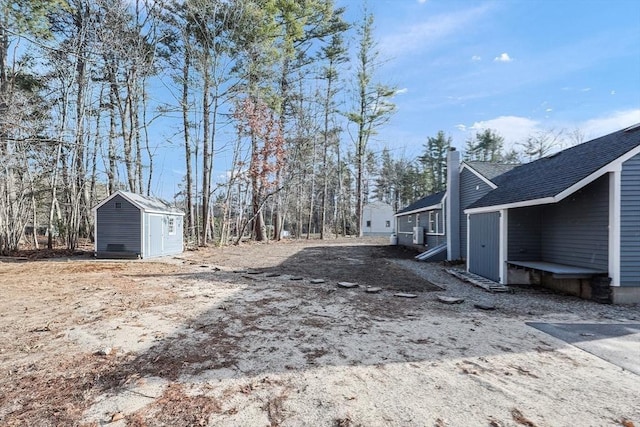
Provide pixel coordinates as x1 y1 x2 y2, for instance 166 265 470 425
394 191 446 257
394 157 516 260
396 124 640 303
464 124 640 304
93 190 184 259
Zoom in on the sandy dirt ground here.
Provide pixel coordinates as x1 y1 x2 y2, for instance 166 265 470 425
0 237 638 427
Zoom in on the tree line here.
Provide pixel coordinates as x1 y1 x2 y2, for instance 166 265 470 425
0 0 584 254
1 0 403 253
373 126 585 213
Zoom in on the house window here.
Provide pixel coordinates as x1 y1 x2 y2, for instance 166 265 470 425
168 217 176 235
428 212 441 234
115 202 122 209
428 212 436 233
366 220 371 228
408 215 412 223
385 221 390 228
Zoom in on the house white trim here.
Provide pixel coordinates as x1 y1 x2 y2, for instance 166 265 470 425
465 214 470 271
464 144 640 214
394 203 443 217
609 169 621 287
464 197 556 214
499 209 508 285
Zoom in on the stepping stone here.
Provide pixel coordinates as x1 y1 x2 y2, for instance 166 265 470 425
474 303 496 310
438 296 464 304
310 279 325 284
265 273 281 278
365 287 382 293
394 293 417 298
290 276 304 281
337 282 358 289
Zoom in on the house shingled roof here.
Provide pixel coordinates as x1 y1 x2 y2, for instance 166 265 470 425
464 162 518 183
396 191 446 215
468 124 640 209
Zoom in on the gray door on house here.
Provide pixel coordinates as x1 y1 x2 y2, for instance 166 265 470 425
469 212 500 282
148 214 164 257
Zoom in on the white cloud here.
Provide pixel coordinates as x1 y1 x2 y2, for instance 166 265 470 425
379 4 494 57
396 88 409 95
580 87 591 92
466 116 540 150
459 110 640 153
493 52 513 62
610 90 616 95
418 0 427 3
545 108 553 112
471 55 482 62
579 109 640 139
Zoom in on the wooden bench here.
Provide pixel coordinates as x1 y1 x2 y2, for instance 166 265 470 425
507 260 607 279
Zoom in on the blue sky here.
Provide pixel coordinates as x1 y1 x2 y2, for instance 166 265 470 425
341 0 640 157
150 0 640 198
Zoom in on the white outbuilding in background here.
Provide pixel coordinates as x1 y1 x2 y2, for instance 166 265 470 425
361 201 394 237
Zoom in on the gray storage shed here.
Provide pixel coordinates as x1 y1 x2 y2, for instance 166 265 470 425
93 190 184 259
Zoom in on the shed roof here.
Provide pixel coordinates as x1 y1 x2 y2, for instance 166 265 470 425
94 190 185 215
396 191 445 216
468 124 640 210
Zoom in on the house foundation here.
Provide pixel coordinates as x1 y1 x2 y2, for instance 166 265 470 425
611 287 640 304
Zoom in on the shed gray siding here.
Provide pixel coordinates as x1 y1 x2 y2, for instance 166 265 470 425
460 168 494 259
96 194 141 254
621 153 640 286
508 206 543 261
540 175 609 270
468 212 500 282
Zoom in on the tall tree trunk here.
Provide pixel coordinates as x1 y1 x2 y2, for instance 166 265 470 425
181 47 194 241
142 80 153 196
201 61 210 245
306 136 317 239
107 72 118 193
320 71 333 239
48 142 63 249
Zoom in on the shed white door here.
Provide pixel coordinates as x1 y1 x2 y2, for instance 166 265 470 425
147 214 164 258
